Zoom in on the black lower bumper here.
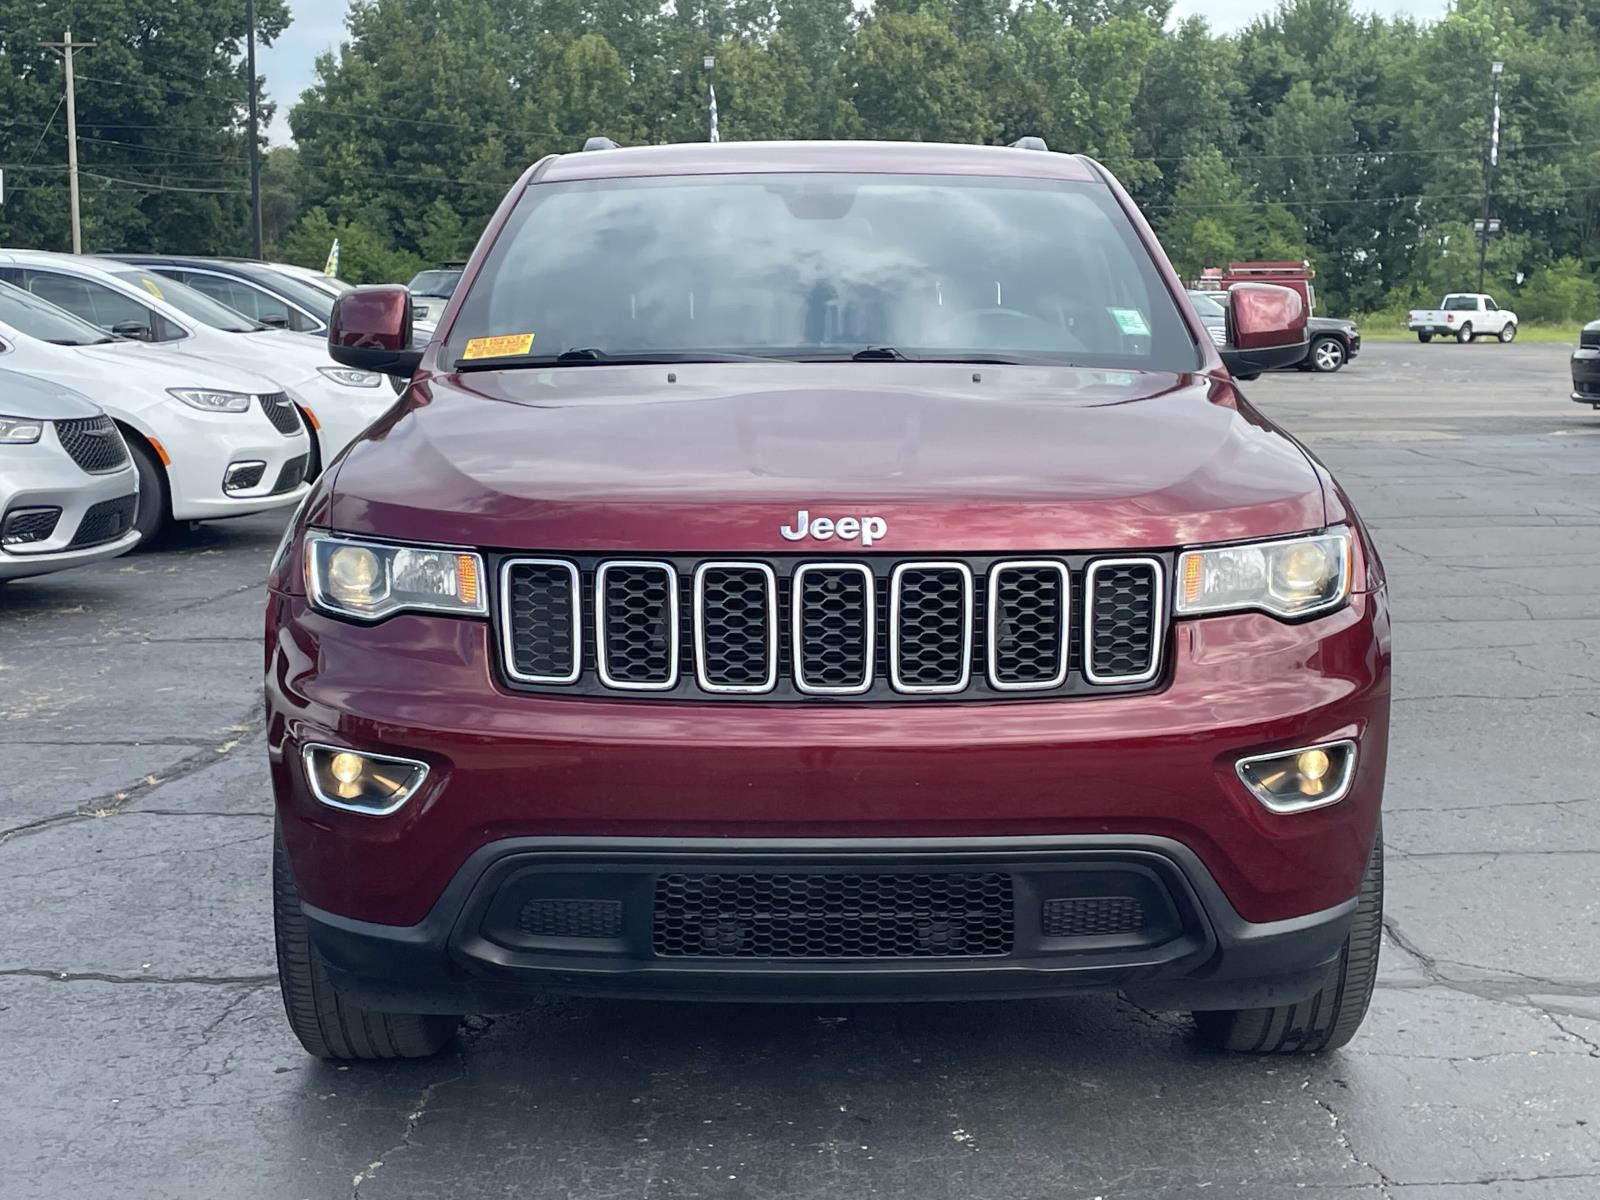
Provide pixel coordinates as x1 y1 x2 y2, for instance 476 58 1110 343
302 836 1357 1014
1572 349 1600 405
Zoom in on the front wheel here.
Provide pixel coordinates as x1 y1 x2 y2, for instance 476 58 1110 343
273 829 460 1059
1499 323 1517 343
1192 824 1383 1054
1456 323 1474 343
1417 331 1433 343
126 437 171 547
1309 336 1346 373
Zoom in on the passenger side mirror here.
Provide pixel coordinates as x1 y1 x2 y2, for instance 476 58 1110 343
259 313 291 329
111 320 151 341
328 285 422 378
1219 283 1307 378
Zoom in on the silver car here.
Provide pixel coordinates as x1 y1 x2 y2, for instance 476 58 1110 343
1 369 141 582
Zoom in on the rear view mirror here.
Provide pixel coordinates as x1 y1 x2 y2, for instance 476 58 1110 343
328 285 422 378
1219 283 1307 378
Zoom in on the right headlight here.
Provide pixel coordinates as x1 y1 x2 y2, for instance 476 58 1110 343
305 533 486 622
0 415 44 444
1176 529 1352 619
168 388 253 414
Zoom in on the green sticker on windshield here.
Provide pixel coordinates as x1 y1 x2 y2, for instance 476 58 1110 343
1109 307 1150 336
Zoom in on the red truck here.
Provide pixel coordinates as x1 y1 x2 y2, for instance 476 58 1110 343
266 139 1390 1061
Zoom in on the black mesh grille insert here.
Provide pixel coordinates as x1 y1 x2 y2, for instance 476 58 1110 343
892 565 969 691
795 566 872 692
1042 896 1147 938
505 561 580 682
653 872 1014 958
517 898 623 939
989 564 1067 687
66 494 137 549
271 454 309 494
1 507 62 545
225 463 266 492
54 416 128 474
697 565 775 690
258 392 302 436
1087 561 1159 681
598 563 676 686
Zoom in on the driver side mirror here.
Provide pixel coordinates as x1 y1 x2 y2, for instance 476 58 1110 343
111 320 151 341
328 285 422 378
1219 283 1307 378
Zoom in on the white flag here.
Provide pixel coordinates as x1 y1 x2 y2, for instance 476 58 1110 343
1489 96 1500 167
709 82 719 144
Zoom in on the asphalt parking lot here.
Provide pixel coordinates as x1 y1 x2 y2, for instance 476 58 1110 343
3 339 1598 1199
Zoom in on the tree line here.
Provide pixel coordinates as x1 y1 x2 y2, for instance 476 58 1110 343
2 0 1598 319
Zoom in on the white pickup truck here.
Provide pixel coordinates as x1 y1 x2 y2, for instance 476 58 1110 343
1408 293 1518 343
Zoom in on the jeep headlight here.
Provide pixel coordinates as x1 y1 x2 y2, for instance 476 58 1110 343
305 534 485 621
1177 530 1352 619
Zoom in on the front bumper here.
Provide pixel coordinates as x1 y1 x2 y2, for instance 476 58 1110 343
1572 348 1600 405
0 445 140 580
302 835 1358 1013
159 404 312 522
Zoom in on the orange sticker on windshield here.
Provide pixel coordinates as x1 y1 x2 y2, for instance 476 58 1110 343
462 333 534 359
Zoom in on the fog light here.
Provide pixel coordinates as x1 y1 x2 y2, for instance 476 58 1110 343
1236 740 1357 813
302 744 429 816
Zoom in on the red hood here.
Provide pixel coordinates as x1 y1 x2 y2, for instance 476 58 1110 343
327 363 1326 552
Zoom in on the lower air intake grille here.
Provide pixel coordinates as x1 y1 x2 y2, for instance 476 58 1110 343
1042 896 1147 938
2 507 62 546
271 454 309 494
517 898 623 939
258 392 302 436
66 494 136 549
54 416 129 474
653 871 1015 959
1085 559 1161 683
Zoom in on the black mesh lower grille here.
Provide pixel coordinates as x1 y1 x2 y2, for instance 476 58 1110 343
990 564 1067 687
66 494 136 549
653 872 1014 958
225 463 266 492
892 565 969 690
258 393 302 436
1087 562 1159 681
271 454 309 494
795 566 872 691
598 563 676 686
1041 896 1147 938
505 561 580 682
697 565 775 690
517 898 623 939
1 507 63 546
54 416 129 474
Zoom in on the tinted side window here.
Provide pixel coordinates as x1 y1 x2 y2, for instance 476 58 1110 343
26 271 178 341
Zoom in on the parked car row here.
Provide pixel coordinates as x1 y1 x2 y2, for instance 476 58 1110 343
1 250 405 586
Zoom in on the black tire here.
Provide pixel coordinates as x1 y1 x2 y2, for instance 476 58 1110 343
125 436 171 547
1192 824 1383 1054
1309 335 1346 373
1417 331 1432 343
1499 323 1517 343
273 828 460 1060
1456 323 1474 344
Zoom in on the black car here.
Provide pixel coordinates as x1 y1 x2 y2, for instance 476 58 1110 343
1187 291 1360 373
1574 321 1600 409
104 255 334 336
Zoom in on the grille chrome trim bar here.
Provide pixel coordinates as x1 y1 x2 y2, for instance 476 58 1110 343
594 560 680 691
889 561 973 695
792 562 875 696
500 558 583 684
693 561 779 694
985 559 1070 692
1082 556 1165 685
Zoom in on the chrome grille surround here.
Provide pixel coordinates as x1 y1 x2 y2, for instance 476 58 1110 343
889 561 973 694
594 560 679 691
1082 557 1165 685
500 558 582 684
986 560 1071 692
792 562 875 696
693 561 780 694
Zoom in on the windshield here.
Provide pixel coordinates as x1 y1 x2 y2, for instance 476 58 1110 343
236 265 335 320
448 174 1198 371
1187 291 1227 318
1442 295 1480 311
408 270 461 298
107 269 265 332
0 280 117 345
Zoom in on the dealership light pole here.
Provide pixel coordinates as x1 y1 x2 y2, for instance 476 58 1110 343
246 0 264 258
1476 59 1503 295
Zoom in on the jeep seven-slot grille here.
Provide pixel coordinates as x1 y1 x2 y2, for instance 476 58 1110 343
500 555 1166 702
54 416 129 474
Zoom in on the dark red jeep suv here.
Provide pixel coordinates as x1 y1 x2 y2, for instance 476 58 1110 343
266 139 1390 1060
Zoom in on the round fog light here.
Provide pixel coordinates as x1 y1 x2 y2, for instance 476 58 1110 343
1236 741 1357 814
303 744 430 816
329 751 364 785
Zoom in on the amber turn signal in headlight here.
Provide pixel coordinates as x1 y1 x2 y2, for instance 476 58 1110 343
1177 530 1353 620
305 534 486 622
1236 740 1357 813
302 744 429 815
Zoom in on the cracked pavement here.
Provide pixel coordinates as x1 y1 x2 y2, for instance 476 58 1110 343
2 340 1597 1198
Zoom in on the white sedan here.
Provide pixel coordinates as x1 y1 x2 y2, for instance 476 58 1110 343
0 281 310 541
0 251 401 477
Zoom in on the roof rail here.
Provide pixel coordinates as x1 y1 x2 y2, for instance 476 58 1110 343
1009 136 1049 152
582 136 620 151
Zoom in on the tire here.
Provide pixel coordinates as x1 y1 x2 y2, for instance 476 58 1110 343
1192 824 1383 1054
1309 336 1346 373
1456 323 1474 343
273 828 460 1060
125 436 171 547
1499 323 1517 343
1417 331 1432 343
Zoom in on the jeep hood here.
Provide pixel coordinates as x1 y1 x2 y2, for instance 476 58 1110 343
327 363 1327 552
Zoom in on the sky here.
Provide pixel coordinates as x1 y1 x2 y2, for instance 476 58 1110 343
257 0 1449 145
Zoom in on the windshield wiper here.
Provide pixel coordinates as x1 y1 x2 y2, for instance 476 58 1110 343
454 348 788 371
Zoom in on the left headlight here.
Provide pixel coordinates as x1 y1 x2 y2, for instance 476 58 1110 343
1177 529 1352 619
305 533 486 622
317 365 384 388
168 388 253 413
0 415 44 444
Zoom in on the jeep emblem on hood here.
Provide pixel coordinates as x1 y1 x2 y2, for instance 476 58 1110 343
780 510 888 547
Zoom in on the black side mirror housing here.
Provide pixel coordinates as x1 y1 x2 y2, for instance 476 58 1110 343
111 320 151 341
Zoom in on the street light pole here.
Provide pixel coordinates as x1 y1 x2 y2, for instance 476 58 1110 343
1476 59 1503 295
246 0 264 258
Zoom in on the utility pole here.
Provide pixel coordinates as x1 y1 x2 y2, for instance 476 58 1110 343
704 54 718 143
246 0 263 258
1476 59 1504 295
40 30 95 254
